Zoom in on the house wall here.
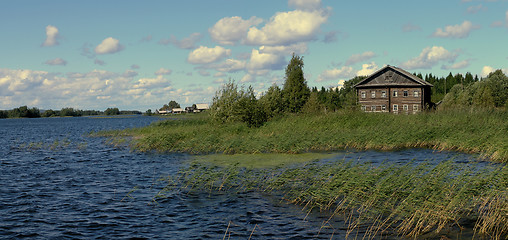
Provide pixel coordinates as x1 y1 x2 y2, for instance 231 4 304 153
358 86 426 114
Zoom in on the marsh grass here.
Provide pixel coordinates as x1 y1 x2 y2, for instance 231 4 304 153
165 155 507 239
96 109 508 162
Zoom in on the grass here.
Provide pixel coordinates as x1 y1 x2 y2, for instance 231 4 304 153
163 154 507 239
96 109 508 163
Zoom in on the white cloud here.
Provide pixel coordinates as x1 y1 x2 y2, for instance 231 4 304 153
316 66 354 82
159 33 202 49
258 42 308 55
154 68 172 75
441 60 470 70
187 46 231 64
133 75 168 89
345 51 376 66
44 58 67 66
481 66 495 77
213 59 246 73
247 49 285 71
245 9 329 46
356 62 378 76
400 46 458 70
209 16 263 45
95 37 124 54
288 0 322 11
467 4 486 14
432 20 479 39
42 25 60 47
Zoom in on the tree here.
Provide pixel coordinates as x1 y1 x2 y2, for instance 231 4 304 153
259 84 284 118
105 107 120 115
145 109 153 116
168 100 180 109
282 53 310 113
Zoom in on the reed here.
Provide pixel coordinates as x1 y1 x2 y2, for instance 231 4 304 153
166 155 507 239
96 109 508 162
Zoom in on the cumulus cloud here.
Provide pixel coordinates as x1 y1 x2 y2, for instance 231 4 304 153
154 68 172 75
316 66 354 82
244 9 329 46
209 16 263 45
130 64 140 69
481 66 495 77
212 59 246 73
187 46 231 64
345 51 376 66
159 33 202 49
247 49 286 72
357 62 378 76
133 75 168 89
400 46 458 70
288 0 322 11
42 25 60 47
44 58 67 66
431 20 479 38
258 42 308 55
95 37 124 54
441 60 470 70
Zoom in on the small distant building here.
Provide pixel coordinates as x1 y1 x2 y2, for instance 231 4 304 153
185 106 194 113
157 110 169 115
192 103 209 113
172 108 184 114
354 65 433 114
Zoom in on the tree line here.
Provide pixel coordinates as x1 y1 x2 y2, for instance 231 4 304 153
0 106 142 119
210 54 507 128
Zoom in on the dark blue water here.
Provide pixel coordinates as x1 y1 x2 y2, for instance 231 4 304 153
0 116 498 239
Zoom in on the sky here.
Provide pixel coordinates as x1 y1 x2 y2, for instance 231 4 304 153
1 0 508 111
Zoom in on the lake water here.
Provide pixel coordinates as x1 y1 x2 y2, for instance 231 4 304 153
0 116 497 239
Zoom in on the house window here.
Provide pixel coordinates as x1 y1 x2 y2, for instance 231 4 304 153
381 91 386 98
371 106 376 111
361 105 366 111
393 91 398 97
414 91 419 97
361 91 366 99
393 104 398 111
371 91 376 98
382 105 386 111
413 104 418 112
403 90 408 97
403 104 408 111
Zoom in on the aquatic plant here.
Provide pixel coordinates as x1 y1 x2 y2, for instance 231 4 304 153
163 156 507 239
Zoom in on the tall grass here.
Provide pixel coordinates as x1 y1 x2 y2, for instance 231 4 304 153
165 156 507 239
97 109 508 162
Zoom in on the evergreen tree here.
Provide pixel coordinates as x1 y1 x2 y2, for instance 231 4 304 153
282 54 310 113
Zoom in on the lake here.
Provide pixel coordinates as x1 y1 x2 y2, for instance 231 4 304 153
0 116 496 239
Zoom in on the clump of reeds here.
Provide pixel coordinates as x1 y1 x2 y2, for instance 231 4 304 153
162 158 507 239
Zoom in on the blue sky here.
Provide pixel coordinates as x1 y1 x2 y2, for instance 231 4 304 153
1 0 507 111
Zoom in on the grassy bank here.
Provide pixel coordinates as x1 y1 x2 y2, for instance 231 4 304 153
98 109 508 162
157 154 507 239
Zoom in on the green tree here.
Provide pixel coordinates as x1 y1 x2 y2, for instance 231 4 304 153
259 84 284 118
282 54 310 113
104 107 120 115
145 109 153 116
302 92 324 114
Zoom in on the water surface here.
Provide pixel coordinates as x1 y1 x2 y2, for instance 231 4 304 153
0 116 496 239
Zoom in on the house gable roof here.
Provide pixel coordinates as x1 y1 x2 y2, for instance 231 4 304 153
354 65 433 88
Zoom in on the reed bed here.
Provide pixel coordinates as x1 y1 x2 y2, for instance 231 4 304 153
161 157 507 239
97 109 508 163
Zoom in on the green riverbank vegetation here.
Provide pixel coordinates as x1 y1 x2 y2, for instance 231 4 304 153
95 55 508 161
157 154 507 239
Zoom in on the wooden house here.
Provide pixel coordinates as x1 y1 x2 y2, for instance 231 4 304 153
354 65 433 114
192 103 209 113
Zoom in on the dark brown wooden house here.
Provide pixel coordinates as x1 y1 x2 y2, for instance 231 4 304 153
354 65 433 114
